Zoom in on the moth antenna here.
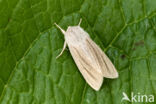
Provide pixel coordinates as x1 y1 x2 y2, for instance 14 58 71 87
54 23 66 35
78 18 82 26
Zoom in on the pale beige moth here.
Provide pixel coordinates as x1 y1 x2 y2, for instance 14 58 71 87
54 19 118 91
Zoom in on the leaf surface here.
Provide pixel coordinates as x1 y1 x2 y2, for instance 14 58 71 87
0 0 156 104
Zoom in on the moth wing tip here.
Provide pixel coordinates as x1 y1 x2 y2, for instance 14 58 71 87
94 87 100 91
114 71 119 78
112 72 119 78
116 72 119 77
111 72 119 78
103 71 119 79
85 76 103 91
92 77 103 91
94 84 102 91
91 85 101 91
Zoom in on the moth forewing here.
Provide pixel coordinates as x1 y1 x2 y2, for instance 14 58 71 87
86 38 119 78
54 19 118 91
70 46 104 91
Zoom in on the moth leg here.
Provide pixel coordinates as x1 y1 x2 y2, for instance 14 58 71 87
56 41 67 59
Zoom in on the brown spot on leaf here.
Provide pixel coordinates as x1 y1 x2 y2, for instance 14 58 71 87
121 54 126 60
134 40 144 46
132 47 136 50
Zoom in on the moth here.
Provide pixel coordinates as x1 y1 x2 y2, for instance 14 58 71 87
54 19 118 91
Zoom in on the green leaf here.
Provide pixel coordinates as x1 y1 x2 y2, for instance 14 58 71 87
0 0 156 104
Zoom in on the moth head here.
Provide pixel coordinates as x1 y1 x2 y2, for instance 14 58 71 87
66 18 82 32
67 26 80 32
